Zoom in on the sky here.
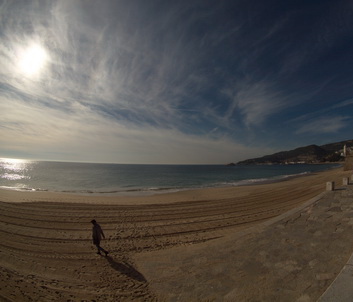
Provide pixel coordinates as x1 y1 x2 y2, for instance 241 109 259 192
1 0 353 164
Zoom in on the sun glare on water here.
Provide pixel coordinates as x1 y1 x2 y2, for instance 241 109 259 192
17 43 48 77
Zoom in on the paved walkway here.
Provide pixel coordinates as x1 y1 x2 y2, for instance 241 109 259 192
136 182 353 301
318 252 353 301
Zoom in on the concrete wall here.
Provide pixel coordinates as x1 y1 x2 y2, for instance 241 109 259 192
344 155 353 171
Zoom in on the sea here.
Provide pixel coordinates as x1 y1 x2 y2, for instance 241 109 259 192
0 158 341 196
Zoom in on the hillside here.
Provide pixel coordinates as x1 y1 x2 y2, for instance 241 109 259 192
235 139 353 165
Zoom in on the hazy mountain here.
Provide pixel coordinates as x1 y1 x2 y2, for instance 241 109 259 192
233 140 353 165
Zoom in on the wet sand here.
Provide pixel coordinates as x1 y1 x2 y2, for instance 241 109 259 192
0 167 351 301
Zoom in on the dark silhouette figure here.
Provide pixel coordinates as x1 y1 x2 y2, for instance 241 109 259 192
91 219 109 256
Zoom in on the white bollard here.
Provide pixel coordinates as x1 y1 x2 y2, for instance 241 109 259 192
326 181 335 191
343 177 349 185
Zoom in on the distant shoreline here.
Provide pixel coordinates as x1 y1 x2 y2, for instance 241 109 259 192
228 161 343 166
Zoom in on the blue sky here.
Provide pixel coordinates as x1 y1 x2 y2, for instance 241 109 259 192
1 0 353 164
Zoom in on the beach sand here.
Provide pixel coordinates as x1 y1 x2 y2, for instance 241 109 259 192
0 167 352 301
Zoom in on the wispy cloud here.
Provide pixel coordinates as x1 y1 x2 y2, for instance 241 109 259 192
332 98 353 109
221 79 288 128
1 1 353 163
0 92 267 164
295 115 350 135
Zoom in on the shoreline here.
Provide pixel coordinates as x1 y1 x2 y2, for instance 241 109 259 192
0 166 346 205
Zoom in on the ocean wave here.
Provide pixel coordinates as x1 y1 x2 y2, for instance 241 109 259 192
211 171 311 187
0 185 47 192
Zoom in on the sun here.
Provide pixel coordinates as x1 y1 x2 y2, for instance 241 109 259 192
17 43 48 77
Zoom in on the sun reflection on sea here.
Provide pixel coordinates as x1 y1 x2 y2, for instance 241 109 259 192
0 158 31 181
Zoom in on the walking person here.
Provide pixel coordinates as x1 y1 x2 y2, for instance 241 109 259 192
91 219 109 256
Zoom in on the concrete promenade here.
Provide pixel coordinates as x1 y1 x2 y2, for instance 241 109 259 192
318 252 353 301
318 182 353 302
137 179 353 301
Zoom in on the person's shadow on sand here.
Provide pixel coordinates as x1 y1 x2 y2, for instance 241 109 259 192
105 256 147 283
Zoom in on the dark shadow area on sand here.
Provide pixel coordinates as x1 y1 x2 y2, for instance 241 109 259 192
105 256 147 282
